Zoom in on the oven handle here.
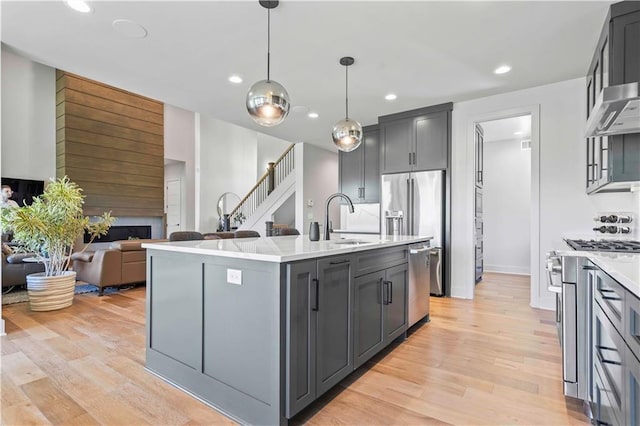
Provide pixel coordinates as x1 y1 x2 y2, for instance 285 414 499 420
562 282 577 383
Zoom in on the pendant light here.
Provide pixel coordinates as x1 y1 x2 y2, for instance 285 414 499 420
332 56 362 152
246 0 290 127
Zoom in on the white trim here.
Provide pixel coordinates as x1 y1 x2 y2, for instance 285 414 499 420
194 113 201 232
484 264 531 275
468 105 541 308
0 319 5 336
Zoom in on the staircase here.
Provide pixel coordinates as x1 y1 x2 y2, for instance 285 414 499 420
230 144 296 232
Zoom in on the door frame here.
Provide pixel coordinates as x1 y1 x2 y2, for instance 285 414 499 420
468 105 541 308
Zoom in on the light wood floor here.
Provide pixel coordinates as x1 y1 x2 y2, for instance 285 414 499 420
1 273 588 425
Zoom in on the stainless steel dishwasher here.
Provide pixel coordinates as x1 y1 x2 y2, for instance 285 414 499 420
408 242 431 327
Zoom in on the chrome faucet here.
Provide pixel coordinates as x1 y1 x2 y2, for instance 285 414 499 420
324 193 354 240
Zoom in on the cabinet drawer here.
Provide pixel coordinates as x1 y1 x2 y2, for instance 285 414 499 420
595 270 625 334
594 302 625 422
626 293 640 364
626 346 640 426
594 362 623 426
353 246 408 277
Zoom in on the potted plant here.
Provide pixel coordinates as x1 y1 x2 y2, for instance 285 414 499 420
0 176 114 311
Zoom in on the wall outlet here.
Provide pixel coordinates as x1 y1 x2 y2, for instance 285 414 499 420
307 212 314 219
227 269 242 285
307 199 314 207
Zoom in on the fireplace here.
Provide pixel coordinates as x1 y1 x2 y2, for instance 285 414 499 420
84 225 152 243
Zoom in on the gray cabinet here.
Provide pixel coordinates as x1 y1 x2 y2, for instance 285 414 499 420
353 249 408 369
285 255 352 417
379 103 452 174
586 2 640 194
338 125 380 203
316 256 353 396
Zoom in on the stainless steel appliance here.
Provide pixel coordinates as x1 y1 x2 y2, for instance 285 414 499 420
381 171 444 298
385 211 404 237
429 248 442 296
565 239 640 252
408 243 431 327
546 251 592 401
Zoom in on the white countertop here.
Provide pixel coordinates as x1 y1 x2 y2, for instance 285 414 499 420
559 236 640 298
142 234 432 263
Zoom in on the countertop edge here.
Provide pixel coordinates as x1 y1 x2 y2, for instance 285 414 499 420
142 236 432 263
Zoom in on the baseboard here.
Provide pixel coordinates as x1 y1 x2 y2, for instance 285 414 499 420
484 264 530 275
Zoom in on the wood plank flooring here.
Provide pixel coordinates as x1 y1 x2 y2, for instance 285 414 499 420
1 273 588 425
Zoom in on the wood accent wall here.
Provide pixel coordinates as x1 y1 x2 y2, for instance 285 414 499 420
56 71 164 217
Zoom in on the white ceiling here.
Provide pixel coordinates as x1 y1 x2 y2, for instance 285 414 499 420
481 115 531 142
2 1 612 151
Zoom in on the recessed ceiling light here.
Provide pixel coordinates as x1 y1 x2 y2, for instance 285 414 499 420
494 65 512 75
514 131 524 135
308 112 319 119
66 0 92 13
112 19 148 39
228 75 243 84
385 93 397 101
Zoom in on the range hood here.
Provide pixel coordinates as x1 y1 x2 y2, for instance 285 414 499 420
585 82 640 137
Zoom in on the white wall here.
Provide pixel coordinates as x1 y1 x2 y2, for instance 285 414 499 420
295 143 339 235
257 133 292 179
197 115 259 231
164 104 195 231
483 138 531 275
452 77 635 309
1 46 56 180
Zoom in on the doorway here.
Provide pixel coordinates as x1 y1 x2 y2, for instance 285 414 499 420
165 159 186 238
476 115 532 281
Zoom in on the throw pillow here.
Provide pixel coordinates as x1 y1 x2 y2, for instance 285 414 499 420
2 243 12 256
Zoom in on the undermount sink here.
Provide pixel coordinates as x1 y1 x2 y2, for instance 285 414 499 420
331 239 379 246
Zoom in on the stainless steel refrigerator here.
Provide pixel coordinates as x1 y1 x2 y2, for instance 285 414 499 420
381 171 444 309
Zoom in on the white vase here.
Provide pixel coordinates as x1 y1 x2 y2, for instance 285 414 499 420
26 271 77 312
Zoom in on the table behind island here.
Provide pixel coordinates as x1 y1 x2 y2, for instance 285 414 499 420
143 235 431 425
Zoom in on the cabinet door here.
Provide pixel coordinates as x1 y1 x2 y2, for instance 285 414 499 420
353 270 385 369
415 111 448 171
362 127 380 203
316 257 353 397
626 346 640 426
339 148 363 203
383 264 408 344
611 9 640 86
380 118 413 174
285 261 317 418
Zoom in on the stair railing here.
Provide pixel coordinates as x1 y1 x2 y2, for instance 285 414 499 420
230 144 295 223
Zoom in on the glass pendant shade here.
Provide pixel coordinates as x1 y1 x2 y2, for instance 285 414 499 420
332 118 363 152
246 79 290 127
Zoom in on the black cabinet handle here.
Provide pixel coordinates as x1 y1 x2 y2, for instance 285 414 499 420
408 153 412 165
595 345 621 365
312 278 319 311
330 259 350 265
583 265 597 270
361 187 365 199
383 280 393 304
381 278 387 305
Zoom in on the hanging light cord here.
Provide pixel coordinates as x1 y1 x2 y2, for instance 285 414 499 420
345 65 349 120
266 8 271 81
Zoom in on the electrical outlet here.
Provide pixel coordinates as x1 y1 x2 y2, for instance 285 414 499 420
227 269 242 285
307 199 314 207
307 212 314 219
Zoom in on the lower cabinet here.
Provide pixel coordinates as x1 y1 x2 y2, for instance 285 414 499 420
285 247 410 419
285 255 352 418
353 264 408 369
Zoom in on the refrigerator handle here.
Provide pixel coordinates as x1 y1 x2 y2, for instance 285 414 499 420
410 178 415 235
434 249 442 290
406 178 411 235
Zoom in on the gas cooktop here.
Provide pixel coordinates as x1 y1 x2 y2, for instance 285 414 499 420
565 239 640 253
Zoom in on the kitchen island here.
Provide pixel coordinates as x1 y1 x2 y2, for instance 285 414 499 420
142 235 431 425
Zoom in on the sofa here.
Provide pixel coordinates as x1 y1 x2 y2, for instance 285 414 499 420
71 238 167 295
2 251 46 289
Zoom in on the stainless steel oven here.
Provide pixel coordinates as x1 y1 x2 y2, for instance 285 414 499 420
546 252 590 401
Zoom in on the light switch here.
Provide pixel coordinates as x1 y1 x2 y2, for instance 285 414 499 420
307 199 314 207
227 269 242 285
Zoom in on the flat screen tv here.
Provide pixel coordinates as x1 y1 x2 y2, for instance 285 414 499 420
1 177 45 207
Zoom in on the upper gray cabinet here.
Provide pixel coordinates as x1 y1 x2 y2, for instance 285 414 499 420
379 103 452 174
586 2 640 194
338 124 380 203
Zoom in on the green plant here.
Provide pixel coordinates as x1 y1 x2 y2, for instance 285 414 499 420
0 176 115 277
233 211 246 225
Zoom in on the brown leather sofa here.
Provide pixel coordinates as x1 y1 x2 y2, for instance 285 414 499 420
71 238 167 295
